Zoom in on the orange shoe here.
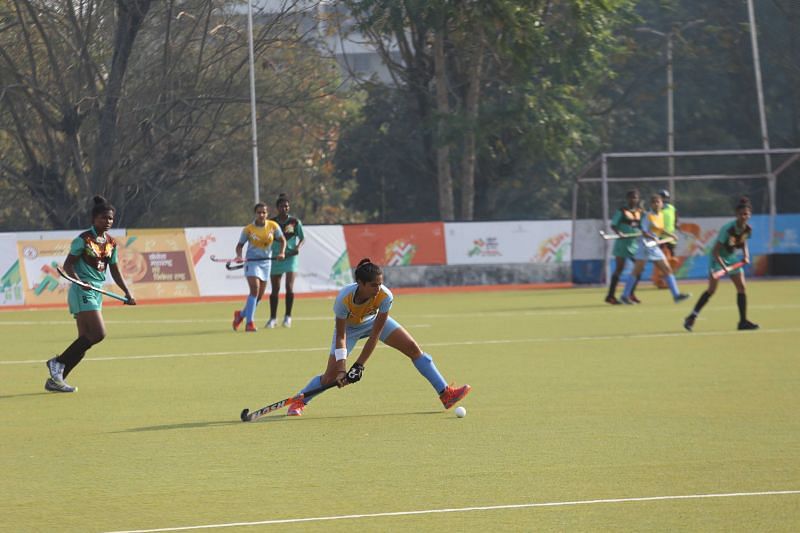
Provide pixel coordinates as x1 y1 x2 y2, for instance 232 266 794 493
245 321 257 332
287 398 305 416
439 383 471 409
232 310 244 331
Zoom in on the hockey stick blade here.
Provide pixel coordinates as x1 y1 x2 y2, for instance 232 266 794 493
240 381 338 422
712 261 746 280
56 266 131 303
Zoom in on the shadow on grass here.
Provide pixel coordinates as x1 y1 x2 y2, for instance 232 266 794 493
0 391 52 400
113 410 442 433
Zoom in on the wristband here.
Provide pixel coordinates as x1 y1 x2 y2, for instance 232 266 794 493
334 348 348 361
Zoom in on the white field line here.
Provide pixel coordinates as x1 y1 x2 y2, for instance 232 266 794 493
2 327 800 366
103 489 800 532
2 303 799 326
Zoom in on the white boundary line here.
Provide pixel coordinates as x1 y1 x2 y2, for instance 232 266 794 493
2 303 799 326
104 490 800 532
2 327 799 366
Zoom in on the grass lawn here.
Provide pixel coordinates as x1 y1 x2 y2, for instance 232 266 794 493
2 279 799 532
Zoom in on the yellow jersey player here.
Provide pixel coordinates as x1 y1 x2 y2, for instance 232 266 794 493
285 258 471 416
232 203 286 332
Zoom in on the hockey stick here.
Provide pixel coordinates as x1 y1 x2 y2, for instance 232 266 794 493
211 248 298 265
240 380 338 422
599 230 642 240
712 260 746 280
56 266 132 304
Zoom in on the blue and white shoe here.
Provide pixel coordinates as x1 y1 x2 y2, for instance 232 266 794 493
46 357 65 384
45 378 76 393
265 318 277 329
674 293 691 303
282 316 292 328
620 295 634 305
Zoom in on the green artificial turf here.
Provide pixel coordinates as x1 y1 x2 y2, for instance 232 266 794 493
1 280 799 531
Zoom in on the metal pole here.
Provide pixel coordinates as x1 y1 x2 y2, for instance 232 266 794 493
666 32 675 197
246 0 260 204
746 0 775 254
601 154 609 285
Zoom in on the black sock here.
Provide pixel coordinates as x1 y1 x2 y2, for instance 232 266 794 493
607 274 619 298
269 293 279 320
692 291 712 316
737 293 747 323
57 336 93 378
285 292 294 317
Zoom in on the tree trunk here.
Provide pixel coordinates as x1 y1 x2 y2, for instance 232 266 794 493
459 33 484 221
433 30 454 221
90 0 152 197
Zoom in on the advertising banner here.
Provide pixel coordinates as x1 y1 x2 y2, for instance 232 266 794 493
343 222 446 266
185 227 247 296
186 225 353 296
16 230 127 306
0 234 24 306
119 229 200 299
445 221 572 265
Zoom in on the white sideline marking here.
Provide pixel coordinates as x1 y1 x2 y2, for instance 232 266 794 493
104 490 800 532
2 303 799 326
2 327 799 366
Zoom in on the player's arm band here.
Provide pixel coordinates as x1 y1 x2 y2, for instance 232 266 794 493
334 348 348 361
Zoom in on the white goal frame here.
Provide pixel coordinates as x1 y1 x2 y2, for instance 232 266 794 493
571 147 800 283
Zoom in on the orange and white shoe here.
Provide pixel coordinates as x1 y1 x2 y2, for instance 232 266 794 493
232 310 244 331
287 398 305 416
245 321 257 332
439 383 471 409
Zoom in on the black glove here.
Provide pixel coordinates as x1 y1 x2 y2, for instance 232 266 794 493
346 362 364 384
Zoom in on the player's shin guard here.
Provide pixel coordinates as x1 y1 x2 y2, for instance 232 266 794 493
300 375 323 403
621 275 635 299
692 290 712 316
737 293 747 322
269 292 279 320
607 274 620 298
413 353 447 393
243 295 257 324
666 274 680 298
285 291 294 316
59 335 93 377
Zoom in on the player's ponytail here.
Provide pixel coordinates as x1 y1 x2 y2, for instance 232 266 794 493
735 196 752 211
354 258 382 283
91 195 115 218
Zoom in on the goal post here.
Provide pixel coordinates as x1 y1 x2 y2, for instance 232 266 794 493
571 148 800 284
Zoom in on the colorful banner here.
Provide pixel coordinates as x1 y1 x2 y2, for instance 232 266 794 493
0 234 24 306
343 222 446 266
185 225 352 296
119 229 200 299
444 221 572 265
16 230 127 306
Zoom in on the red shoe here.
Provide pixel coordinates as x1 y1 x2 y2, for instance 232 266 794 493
232 310 244 331
287 398 305 416
439 384 471 409
605 295 621 305
629 294 641 304
245 322 257 332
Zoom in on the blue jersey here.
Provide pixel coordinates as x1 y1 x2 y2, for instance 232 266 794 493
333 283 393 329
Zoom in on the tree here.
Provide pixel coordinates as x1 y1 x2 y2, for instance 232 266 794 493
0 0 359 230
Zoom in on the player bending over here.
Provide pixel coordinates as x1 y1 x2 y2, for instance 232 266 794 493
286 258 471 416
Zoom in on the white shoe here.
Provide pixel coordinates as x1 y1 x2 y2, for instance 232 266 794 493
283 316 292 328
265 318 277 329
46 357 65 384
